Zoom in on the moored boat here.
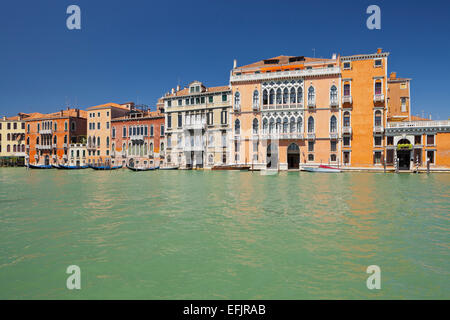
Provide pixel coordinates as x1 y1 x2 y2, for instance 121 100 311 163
28 164 53 169
211 165 250 171
126 165 159 171
51 164 60 169
89 164 123 170
159 166 179 170
57 164 89 169
301 165 341 173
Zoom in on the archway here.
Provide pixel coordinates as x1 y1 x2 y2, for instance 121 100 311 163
287 143 300 169
266 143 278 168
397 138 412 170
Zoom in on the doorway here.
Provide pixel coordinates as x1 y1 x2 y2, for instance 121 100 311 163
266 143 278 168
287 143 300 169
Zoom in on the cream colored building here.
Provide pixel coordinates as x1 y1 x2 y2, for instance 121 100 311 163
0 113 31 164
86 103 131 166
68 143 87 167
162 81 232 168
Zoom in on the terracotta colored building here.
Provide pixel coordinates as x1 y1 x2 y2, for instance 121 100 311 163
111 107 165 167
229 49 450 171
24 108 87 165
0 113 32 165
86 103 131 166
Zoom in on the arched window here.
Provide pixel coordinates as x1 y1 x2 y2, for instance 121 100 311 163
27 137 30 145
343 111 351 127
330 85 338 103
64 135 68 143
308 116 315 133
290 117 296 133
269 118 275 133
106 136 109 147
276 88 282 105
375 81 382 95
122 143 126 153
22 145 25 152
308 87 315 103
53 135 57 144
97 136 100 146
149 142 153 152
297 117 303 133
276 118 281 133
36 137 39 144
234 119 240 135
234 92 240 110
253 90 259 110
252 118 258 134
269 89 275 105
13 145 16 152
283 88 289 104
263 89 268 105
160 142 164 151
283 117 288 133
330 116 337 133
374 110 382 127
263 118 268 133
297 87 303 104
7 145 10 152
290 88 296 104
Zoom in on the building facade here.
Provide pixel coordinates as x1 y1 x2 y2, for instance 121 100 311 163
162 81 232 168
86 103 130 166
67 143 88 167
0 113 30 165
25 108 87 165
111 108 165 168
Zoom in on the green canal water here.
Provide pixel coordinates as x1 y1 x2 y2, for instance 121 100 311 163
0 168 449 299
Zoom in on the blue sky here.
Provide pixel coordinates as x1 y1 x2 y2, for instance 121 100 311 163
1 0 449 119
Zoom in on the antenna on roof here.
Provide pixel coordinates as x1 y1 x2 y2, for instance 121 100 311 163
312 48 316 58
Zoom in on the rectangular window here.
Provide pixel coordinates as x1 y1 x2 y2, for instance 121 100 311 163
167 114 172 128
97 112 100 117
308 154 314 161
427 151 435 164
373 151 382 164
129 126 132 136
178 99 182 106
387 136 394 145
185 98 189 105
167 100 172 107
97 123 100 130
343 136 351 147
343 62 351 70
123 126 126 137
222 94 227 102
201 97 205 104
308 141 314 152
374 59 382 67
112 127 116 138
150 125 154 136
374 136 382 146
221 110 227 124
209 96 213 103
160 125 164 136
330 140 337 152
375 81 382 95
178 113 182 127
344 83 351 96
106 122 110 129
343 151 350 164
400 83 407 89
144 126 148 136
415 135 422 145
426 135 435 146
401 98 407 112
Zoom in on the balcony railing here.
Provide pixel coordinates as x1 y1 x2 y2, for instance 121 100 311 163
39 129 52 135
307 133 316 140
261 132 304 140
52 144 57 149
307 100 316 108
342 95 352 104
373 125 384 133
262 102 303 110
342 126 352 135
63 143 68 148
37 144 51 150
184 122 206 130
373 94 385 103
329 132 339 139
130 134 144 141
330 99 339 108
386 120 450 129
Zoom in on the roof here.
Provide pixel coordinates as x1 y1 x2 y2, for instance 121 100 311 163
164 85 230 98
111 110 164 122
24 109 87 121
236 55 335 70
86 103 130 111
410 115 430 121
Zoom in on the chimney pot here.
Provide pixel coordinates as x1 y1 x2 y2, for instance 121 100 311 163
233 59 237 69
377 48 382 54
390 72 397 80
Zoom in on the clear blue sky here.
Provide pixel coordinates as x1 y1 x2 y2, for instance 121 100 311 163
1 0 449 119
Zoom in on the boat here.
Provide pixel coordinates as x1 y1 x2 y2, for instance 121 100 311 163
126 165 159 172
57 164 89 170
211 165 251 171
89 164 123 170
28 164 53 169
159 166 179 170
51 164 60 169
301 165 341 173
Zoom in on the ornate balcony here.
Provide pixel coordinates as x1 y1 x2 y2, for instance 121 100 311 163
307 133 316 140
373 94 385 103
330 99 339 108
342 126 352 135
130 134 144 141
342 95 352 105
329 132 339 140
39 129 52 135
373 125 384 133
307 99 316 108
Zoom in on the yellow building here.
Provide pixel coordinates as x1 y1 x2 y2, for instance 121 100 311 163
0 113 31 165
86 103 131 166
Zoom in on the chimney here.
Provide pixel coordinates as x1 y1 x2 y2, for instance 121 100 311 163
390 72 397 80
233 59 237 69
377 48 383 54
171 88 175 94
2 116 5 121
60 110 63 116
176 85 180 91
332 53 337 60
